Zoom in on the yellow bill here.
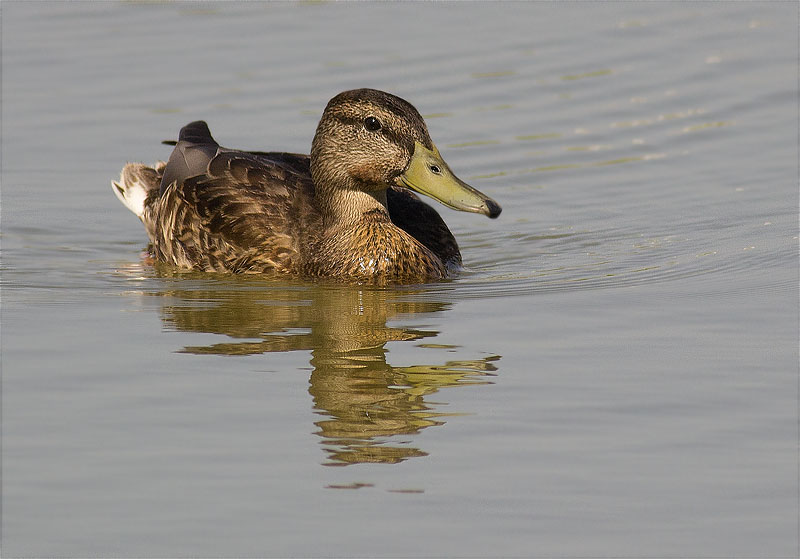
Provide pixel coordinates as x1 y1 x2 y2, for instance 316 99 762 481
395 141 501 218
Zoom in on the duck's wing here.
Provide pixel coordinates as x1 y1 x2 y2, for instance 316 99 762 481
386 186 462 268
152 122 319 273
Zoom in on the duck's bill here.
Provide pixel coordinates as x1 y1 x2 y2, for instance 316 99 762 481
395 141 502 219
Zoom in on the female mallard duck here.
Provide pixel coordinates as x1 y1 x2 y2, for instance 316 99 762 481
112 88 501 282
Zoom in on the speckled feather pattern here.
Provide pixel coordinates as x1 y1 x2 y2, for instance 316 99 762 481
301 209 447 281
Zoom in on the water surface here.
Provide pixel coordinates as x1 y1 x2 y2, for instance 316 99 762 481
2 3 797 557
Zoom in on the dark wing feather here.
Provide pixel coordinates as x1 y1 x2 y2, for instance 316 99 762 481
386 186 461 267
244 151 311 176
159 121 222 195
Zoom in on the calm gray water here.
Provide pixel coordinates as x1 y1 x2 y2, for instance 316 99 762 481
2 2 798 557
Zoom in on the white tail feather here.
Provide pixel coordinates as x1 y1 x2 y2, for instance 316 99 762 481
112 164 158 219
112 180 147 218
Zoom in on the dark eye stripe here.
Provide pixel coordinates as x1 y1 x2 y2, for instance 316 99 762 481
331 114 413 152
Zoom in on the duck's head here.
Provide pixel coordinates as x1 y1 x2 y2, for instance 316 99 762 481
310 89 501 219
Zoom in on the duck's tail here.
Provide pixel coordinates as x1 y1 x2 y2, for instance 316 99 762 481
111 162 165 219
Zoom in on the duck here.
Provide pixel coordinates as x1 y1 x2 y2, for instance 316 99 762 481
112 88 501 282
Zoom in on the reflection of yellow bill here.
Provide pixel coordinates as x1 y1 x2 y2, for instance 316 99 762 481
396 141 502 218
401 356 499 397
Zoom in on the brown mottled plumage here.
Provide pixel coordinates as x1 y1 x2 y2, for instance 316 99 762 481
112 89 501 283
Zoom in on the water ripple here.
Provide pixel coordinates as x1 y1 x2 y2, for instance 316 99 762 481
418 221 796 302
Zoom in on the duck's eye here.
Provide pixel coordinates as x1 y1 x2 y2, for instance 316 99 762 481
429 164 442 175
364 116 382 132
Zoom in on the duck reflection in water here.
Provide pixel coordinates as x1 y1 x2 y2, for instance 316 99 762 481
149 272 500 466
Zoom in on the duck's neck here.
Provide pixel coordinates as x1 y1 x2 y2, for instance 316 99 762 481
318 186 390 230
310 148 392 229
